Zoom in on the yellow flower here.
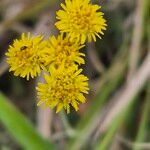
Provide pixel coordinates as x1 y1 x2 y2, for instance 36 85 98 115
55 0 107 44
6 33 51 80
46 34 85 68
36 65 89 113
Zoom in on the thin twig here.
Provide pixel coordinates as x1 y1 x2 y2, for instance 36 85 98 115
35 12 56 138
128 0 143 79
87 42 105 74
51 129 76 141
0 58 9 77
97 52 150 133
36 71 53 138
11 23 32 33
37 106 53 138
116 135 150 149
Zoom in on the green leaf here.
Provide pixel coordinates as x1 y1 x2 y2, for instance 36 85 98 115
0 92 55 150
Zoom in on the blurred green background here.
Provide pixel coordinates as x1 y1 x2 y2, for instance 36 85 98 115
0 0 149 150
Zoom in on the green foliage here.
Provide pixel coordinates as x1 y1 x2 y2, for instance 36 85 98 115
0 93 55 150
68 43 129 150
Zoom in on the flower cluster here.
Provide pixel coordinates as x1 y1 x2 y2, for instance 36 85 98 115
6 0 106 113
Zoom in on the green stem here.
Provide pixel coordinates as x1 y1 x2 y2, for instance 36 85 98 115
133 83 150 150
60 110 73 131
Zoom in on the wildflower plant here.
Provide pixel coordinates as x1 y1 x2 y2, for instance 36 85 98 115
6 0 106 113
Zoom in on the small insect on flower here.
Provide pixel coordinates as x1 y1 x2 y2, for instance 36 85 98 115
20 46 28 50
36 64 89 113
6 33 51 80
46 34 85 68
55 0 107 44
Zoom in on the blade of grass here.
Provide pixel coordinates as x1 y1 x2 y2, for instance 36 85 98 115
133 85 150 150
0 92 55 150
132 14 150 148
95 97 138 150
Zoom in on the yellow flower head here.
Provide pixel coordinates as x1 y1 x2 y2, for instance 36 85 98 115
6 33 50 80
55 0 107 44
36 64 89 113
46 34 85 68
